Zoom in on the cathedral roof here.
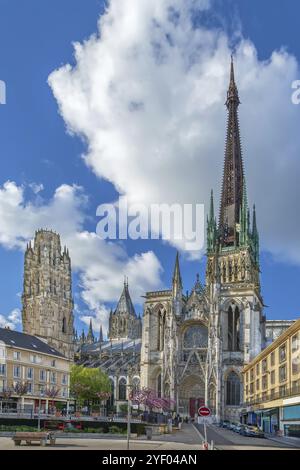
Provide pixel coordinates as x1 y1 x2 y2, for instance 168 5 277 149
78 338 141 371
114 280 136 317
80 337 141 355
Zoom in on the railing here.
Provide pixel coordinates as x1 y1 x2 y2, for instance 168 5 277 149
0 408 150 423
244 384 300 407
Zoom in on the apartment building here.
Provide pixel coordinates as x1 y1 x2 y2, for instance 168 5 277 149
243 318 300 438
0 327 70 413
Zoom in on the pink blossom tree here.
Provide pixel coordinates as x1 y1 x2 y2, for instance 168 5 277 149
130 387 175 413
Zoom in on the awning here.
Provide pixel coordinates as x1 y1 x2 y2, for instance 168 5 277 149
260 408 279 416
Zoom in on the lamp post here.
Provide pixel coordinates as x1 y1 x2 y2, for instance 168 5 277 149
37 394 41 431
37 386 45 431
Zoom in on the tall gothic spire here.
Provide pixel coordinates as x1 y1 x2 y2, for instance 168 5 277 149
252 204 259 265
207 190 217 253
99 324 103 343
219 56 244 247
87 318 94 344
172 251 182 293
114 279 136 317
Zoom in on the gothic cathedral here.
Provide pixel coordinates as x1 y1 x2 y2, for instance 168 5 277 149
140 59 266 422
21 59 270 421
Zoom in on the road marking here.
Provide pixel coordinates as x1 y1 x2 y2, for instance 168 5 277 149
193 423 204 442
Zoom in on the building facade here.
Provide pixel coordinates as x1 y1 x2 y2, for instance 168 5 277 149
0 327 70 413
22 230 74 360
265 320 295 346
243 318 300 438
140 59 266 422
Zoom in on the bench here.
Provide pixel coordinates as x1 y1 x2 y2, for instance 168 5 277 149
13 432 56 446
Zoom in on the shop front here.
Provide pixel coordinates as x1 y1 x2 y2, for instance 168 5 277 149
261 408 279 434
0 397 18 413
281 403 300 438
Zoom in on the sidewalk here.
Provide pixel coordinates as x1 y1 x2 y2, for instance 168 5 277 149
264 434 300 448
140 423 203 446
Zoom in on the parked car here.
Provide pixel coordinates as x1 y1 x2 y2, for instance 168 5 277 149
239 425 248 435
243 425 264 438
231 424 241 433
222 420 230 428
229 422 237 431
234 424 244 433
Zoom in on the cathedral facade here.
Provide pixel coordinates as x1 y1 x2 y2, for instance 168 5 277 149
140 59 266 422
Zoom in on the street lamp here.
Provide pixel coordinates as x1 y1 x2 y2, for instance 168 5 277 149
37 387 44 431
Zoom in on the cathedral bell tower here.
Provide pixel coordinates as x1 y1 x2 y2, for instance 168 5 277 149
22 230 74 359
108 280 142 341
206 58 265 422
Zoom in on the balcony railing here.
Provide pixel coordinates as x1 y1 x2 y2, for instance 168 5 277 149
244 384 300 407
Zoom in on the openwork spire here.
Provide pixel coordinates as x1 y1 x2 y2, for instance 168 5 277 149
207 190 217 253
87 318 94 343
99 324 103 343
172 251 182 291
219 56 244 247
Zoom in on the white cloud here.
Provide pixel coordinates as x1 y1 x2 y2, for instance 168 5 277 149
80 306 110 340
0 181 163 334
48 0 300 264
0 181 87 250
66 231 162 335
0 308 21 330
29 183 44 195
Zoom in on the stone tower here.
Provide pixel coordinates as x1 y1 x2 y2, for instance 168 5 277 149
86 319 95 344
140 58 266 423
22 229 74 359
108 280 142 340
206 57 265 421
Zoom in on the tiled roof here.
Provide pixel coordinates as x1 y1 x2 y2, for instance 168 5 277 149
0 328 65 358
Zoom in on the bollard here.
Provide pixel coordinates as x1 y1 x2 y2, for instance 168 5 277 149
202 441 209 450
210 440 214 450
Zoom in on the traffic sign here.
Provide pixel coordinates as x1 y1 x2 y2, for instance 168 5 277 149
198 406 211 417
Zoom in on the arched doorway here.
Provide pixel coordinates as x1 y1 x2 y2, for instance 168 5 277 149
178 374 205 418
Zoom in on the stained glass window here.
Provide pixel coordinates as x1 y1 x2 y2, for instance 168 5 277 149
183 325 208 348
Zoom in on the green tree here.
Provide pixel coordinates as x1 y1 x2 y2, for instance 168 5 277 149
70 365 111 409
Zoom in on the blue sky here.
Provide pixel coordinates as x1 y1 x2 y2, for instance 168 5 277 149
0 0 299 336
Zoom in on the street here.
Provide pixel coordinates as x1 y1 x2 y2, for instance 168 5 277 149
194 423 300 450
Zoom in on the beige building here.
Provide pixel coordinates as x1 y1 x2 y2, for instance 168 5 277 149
243 318 300 438
0 327 70 414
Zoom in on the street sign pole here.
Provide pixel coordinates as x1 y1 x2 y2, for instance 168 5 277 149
204 417 207 443
198 406 211 450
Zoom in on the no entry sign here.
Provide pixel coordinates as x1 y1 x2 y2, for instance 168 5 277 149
198 406 211 417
